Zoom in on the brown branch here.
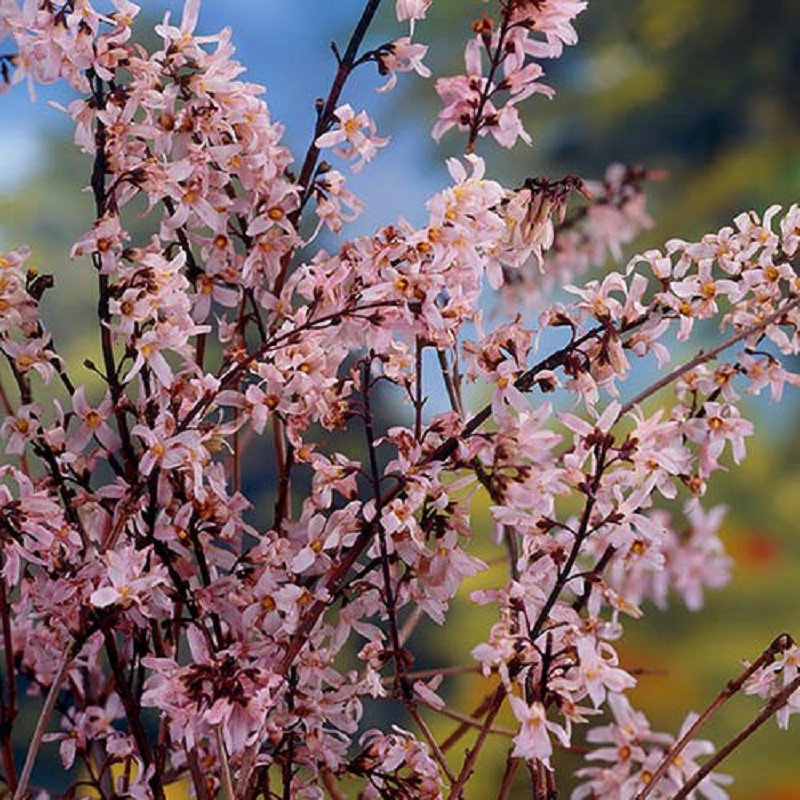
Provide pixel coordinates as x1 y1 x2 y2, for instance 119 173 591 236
529 436 612 645
320 767 347 800
0 549 17 793
437 347 464 417
465 10 514 153
185 747 212 800
419 696 515 741
674 671 800 799
216 726 234 800
102 628 164 800
13 639 81 800
381 664 481 684
362 358 407 698
86 70 137 482
497 750 521 800
273 415 292 532
273 0 386 296
414 337 425 441
407 705 458 785
446 685 507 800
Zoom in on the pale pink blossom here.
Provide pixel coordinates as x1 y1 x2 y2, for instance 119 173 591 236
508 695 570 762
377 37 431 92
315 104 389 172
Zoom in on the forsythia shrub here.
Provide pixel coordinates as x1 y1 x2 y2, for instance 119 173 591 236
0 1 798 798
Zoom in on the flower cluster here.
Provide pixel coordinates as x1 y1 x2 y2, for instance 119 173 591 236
0 1 798 799
433 0 588 148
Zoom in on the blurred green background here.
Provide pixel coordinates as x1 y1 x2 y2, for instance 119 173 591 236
1 0 798 796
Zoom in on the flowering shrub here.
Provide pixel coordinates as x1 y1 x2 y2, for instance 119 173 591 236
0 1 798 798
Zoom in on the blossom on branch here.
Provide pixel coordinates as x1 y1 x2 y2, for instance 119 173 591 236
0 2 798 799
315 104 389 172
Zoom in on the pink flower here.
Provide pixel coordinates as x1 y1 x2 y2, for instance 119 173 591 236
90 545 169 618
0 336 59 384
71 214 126 273
572 638 636 708
395 0 432 32
68 387 120 452
154 0 204 46
665 714 733 799
43 695 125 769
315 104 389 172
1 404 41 455
744 644 800 729
377 37 431 92
508 695 570 762
683 402 754 477
432 74 483 143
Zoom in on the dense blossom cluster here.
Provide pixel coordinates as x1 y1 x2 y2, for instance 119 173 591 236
0 1 798 798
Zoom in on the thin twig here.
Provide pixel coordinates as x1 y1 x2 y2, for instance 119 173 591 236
216 726 235 800
637 633 795 800
320 767 347 800
273 0 385 295
437 348 464 417
446 686 507 800
0 548 18 793
529 437 611 645
273 415 291 532
381 664 481 684
363 358 406 697
674 672 800 799
414 336 425 440
398 606 424 646
407 705 457 784
86 70 137 483
102 629 164 799
13 641 79 800
419 697 515 740
465 7 514 153
497 750 521 800
441 691 496 752
185 747 212 800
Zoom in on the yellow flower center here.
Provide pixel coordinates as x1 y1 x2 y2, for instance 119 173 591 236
261 596 276 612
85 410 102 429
700 281 716 299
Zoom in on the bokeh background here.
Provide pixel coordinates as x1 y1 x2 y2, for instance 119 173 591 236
1 1 799 796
